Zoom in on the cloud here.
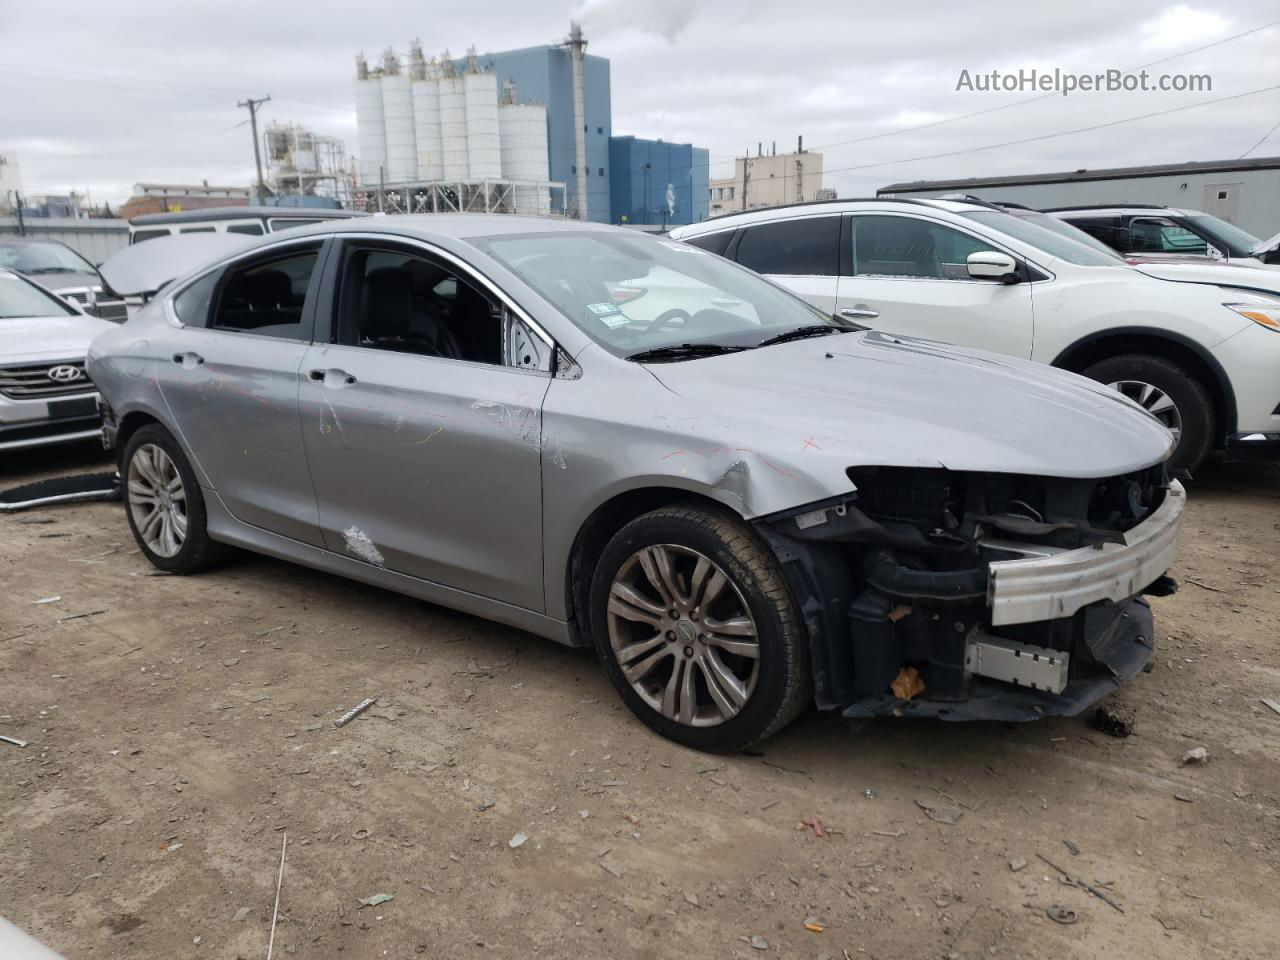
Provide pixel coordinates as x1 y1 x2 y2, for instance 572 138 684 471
572 0 696 43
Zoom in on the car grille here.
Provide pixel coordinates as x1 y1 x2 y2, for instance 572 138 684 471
0 360 93 399
61 287 95 305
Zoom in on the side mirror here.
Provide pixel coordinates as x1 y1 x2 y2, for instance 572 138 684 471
967 250 1019 283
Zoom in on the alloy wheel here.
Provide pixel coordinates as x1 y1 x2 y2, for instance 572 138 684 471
606 544 760 727
128 443 188 558
1107 379 1183 443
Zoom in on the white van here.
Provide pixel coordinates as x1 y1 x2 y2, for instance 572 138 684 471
127 206 366 244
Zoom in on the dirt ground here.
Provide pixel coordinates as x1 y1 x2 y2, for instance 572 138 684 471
2 442 1278 960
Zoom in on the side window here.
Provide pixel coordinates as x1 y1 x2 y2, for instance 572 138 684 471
336 245 549 371
1128 218 1209 255
131 229 171 244
1066 216 1124 249
210 248 319 339
734 217 839 276
682 231 733 256
227 222 266 236
851 215 991 280
173 271 219 326
179 226 217 234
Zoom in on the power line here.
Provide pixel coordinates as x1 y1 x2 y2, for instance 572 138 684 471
1240 113 1280 158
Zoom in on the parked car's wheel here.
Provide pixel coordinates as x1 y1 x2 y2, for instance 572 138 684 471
589 503 811 752
1083 354 1214 472
122 424 225 574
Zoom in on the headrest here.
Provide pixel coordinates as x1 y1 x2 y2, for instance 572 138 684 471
362 267 413 337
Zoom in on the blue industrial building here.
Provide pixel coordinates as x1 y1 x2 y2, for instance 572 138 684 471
608 136 709 228
472 44 613 223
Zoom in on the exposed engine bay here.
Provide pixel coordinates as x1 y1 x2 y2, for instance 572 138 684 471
758 465 1182 721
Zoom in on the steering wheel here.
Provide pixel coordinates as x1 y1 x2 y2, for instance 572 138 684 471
648 307 694 329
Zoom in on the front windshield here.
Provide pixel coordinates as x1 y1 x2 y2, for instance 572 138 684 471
959 210 1126 266
1185 214 1262 257
1003 209 1126 259
0 241 95 275
0 271 78 319
478 231 834 356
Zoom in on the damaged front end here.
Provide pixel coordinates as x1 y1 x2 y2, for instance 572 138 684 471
757 465 1184 722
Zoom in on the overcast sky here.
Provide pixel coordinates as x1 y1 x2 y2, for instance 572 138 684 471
2 0 1278 207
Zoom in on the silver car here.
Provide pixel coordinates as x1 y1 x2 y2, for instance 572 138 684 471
0 268 113 452
88 216 1183 751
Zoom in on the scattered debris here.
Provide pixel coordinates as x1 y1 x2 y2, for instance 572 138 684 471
1009 857 1028 872
683 891 699 907
475 800 495 812
890 665 925 701
1181 746 1209 766
601 778 627 787
1261 698 1280 718
357 893 393 908
1090 702 1135 738
0 735 29 748
1064 840 1081 856
1184 577 1223 593
335 696 377 728
915 797 963 825
57 609 107 623
749 935 770 950
1037 854 1124 913
232 907 251 922
222 657 240 667
760 799 780 811
599 861 624 878
799 815 827 837
33 596 61 604
870 829 905 839
1174 793 1194 803
803 921 825 933
508 832 528 849
1046 904 1079 925
266 833 287 960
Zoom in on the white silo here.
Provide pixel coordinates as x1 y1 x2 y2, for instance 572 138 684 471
353 54 387 187
499 92 550 215
380 51 416 184
410 48 443 182
463 55 501 180
438 53 470 181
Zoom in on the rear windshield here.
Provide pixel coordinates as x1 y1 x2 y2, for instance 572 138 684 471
0 271 78 318
959 210 1126 266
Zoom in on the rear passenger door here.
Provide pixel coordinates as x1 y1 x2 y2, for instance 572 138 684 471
157 239 328 545
298 237 551 611
730 216 841 313
836 213 1034 357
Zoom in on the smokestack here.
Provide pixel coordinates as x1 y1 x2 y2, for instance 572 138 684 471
567 22 589 220
757 142 762 157
771 141 776 156
797 134 803 153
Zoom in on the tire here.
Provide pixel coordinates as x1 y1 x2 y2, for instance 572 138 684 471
122 424 227 574
1082 354 1214 473
588 503 811 752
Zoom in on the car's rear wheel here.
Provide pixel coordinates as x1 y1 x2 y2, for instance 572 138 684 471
589 503 811 752
123 424 225 574
1083 354 1214 473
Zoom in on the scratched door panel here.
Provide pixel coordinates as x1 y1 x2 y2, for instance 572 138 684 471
157 329 321 545
298 341 550 612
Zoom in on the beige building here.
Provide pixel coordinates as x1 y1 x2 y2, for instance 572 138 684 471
709 148 825 216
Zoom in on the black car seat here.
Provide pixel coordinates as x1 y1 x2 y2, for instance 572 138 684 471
362 267 462 359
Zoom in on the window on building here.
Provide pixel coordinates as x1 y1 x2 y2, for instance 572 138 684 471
598 167 604 176
734 216 840 276
596 126 603 134
571 165 576 174
726 187 734 200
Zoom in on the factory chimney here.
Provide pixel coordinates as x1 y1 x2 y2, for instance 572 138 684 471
566 21 588 220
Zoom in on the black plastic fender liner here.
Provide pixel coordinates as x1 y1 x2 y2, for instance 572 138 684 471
863 549 988 603
0 473 120 512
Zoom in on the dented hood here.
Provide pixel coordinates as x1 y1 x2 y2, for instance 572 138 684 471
99 234 254 296
647 332 1174 480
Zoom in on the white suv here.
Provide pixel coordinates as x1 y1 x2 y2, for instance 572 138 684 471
669 198 1280 471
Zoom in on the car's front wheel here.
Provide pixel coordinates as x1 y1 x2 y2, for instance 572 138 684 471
122 423 226 574
1083 354 1214 473
589 504 811 752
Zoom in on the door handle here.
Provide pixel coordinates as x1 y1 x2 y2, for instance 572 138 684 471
309 368 357 386
840 307 879 319
172 352 204 367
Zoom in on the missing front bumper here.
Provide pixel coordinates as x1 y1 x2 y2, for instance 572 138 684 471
842 596 1155 722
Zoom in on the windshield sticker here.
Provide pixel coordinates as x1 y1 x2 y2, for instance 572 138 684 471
587 301 620 316
598 313 630 329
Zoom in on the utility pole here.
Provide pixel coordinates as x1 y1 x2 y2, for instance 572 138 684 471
741 157 749 212
238 95 271 204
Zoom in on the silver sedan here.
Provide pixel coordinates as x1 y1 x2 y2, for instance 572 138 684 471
89 215 1182 751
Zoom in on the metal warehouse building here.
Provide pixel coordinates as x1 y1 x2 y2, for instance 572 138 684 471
609 136 709 228
879 156 1280 237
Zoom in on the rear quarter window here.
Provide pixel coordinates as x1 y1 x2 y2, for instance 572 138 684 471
680 231 733 256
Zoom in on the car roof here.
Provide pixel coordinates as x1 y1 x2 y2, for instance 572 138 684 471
1046 205 1195 217
254 213 638 244
670 196 987 236
129 206 369 226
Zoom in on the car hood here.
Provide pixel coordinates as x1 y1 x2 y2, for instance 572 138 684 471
1130 260 1280 293
100 233 254 295
0 313 117 363
1251 228 1280 257
646 332 1174 480
20 269 101 293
